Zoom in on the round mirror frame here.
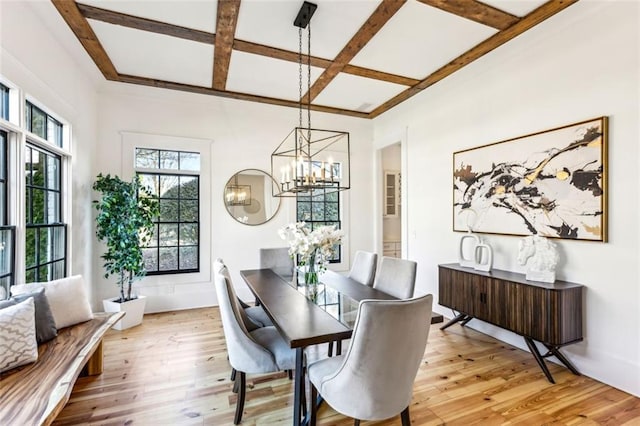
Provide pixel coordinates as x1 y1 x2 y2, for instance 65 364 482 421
223 169 281 226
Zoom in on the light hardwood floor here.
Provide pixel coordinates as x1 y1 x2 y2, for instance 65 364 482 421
55 308 640 425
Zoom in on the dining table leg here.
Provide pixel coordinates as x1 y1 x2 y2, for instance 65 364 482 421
293 347 305 426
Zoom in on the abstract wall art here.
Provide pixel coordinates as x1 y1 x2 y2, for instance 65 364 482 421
453 117 607 241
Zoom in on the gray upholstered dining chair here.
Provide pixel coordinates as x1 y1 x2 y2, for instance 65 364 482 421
372 256 417 299
216 259 273 328
308 294 433 426
260 247 295 283
213 259 297 424
347 250 378 287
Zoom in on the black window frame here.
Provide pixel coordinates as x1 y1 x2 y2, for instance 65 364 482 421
0 131 14 298
0 83 9 121
296 187 342 264
25 101 63 147
24 143 66 283
0 130 7 225
139 171 201 275
0 225 16 300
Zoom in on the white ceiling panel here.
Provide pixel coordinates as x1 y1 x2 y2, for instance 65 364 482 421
350 0 498 80
225 51 323 101
313 73 406 113
235 0 383 60
481 0 548 17
89 20 214 87
82 0 218 32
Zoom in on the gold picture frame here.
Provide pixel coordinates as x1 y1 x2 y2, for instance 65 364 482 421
453 117 608 241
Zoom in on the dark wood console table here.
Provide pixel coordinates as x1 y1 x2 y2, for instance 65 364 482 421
438 263 583 384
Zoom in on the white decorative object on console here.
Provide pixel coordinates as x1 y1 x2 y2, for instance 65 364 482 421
474 242 493 272
458 233 480 267
517 235 559 283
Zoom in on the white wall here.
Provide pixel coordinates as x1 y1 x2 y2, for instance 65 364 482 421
0 1 99 301
95 83 374 311
374 1 640 396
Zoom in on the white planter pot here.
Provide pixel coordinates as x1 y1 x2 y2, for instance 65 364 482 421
103 295 147 330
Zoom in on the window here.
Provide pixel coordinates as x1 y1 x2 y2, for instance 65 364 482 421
296 164 342 263
0 130 15 299
24 144 66 282
25 101 63 147
136 148 200 275
0 83 8 120
0 130 7 224
0 79 69 288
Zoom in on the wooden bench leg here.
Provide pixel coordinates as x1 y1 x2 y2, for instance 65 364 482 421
86 340 104 376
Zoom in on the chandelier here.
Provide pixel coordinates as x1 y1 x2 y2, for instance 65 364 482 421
271 1 350 197
225 173 251 206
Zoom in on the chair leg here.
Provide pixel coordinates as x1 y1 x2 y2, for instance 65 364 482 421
234 372 246 424
354 420 360 426
301 365 307 418
230 368 236 382
310 382 318 426
400 406 411 426
288 369 293 380
328 341 334 357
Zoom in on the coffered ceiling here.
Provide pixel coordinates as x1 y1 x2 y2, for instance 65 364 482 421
51 0 578 119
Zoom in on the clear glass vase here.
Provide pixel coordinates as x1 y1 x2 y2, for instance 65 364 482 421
304 252 319 303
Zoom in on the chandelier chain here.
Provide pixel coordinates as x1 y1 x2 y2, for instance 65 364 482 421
307 22 311 134
298 27 303 130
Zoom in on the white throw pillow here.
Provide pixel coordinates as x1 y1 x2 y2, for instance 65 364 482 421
0 298 38 373
11 275 94 329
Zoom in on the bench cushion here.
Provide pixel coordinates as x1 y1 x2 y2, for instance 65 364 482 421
11 275 93 329
0 298 38 373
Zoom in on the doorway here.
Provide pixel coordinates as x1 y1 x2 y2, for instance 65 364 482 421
381 143 402 258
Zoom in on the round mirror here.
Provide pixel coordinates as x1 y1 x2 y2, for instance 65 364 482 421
224 169 281 226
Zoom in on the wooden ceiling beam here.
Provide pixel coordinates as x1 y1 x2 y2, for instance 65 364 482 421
302 0 407 103
51 1 118 80
212 0 241 90
77 3 215 44
233 39 419 86
416 0 520 30
116 74 370 118
233 39 332 68
369 0 579 118
343 64 419 87
76 3 418 88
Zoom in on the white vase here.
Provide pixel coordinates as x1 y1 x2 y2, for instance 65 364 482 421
103 295 147 330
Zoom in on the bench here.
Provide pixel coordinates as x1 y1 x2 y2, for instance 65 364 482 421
0 311 125 425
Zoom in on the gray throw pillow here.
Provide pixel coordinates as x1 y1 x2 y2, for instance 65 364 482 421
11 288 58 344
0 298 17 309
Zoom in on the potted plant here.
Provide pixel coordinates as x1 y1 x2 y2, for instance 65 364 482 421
93 173 159 330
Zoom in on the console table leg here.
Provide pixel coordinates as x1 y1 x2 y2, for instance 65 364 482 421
460 316 473 327
440 313 469 331
524 337 555 384
544 344 581 376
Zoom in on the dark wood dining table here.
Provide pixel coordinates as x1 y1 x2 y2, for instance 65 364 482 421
239 268 397 426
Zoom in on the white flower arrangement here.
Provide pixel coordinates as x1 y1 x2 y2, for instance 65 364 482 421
278 222 344 273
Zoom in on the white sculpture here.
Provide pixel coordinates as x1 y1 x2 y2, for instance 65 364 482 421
474 242 493 272
458 233 480 267
458 208 493 272
517 235 559 283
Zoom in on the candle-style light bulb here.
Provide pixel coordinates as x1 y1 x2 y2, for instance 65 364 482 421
328 158 334 182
